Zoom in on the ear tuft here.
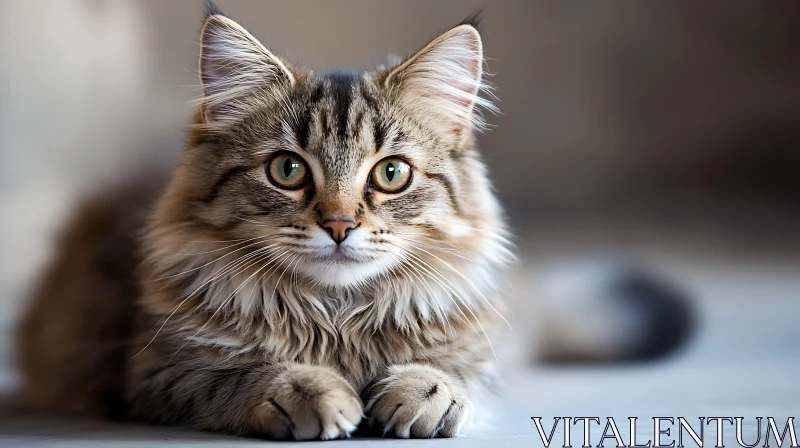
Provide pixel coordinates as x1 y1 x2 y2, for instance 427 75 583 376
385 22 497 144
203 0 226 20
458 10 484 34
198 12 294 129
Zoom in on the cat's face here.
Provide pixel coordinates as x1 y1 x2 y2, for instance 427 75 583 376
158 12 507 290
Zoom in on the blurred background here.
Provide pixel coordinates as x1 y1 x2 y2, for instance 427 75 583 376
0 0 798 443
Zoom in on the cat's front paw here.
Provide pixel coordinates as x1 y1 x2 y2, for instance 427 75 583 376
253 365 363 440
365 364 471 438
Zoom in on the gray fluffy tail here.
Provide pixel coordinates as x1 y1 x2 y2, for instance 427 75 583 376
534 259 696 363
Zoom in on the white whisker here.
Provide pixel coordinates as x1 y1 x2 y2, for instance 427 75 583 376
401 241 512 331
394 246 496 364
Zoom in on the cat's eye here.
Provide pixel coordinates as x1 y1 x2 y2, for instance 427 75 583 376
267 152 309 189
370 157 412 193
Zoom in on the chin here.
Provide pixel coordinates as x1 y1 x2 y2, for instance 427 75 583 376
296 256 397 289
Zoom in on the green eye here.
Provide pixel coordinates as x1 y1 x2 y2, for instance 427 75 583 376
371 157 412 193
267 152 309 189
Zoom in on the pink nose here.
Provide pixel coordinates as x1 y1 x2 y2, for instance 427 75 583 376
320 219 357 244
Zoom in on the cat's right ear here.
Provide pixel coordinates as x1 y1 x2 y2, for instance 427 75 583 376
199 1 294 127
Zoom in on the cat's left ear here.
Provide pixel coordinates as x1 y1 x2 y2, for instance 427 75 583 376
199 2 294 127
384 21 496 145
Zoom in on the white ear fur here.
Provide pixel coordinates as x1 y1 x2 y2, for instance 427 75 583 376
385 25 496 143
199 14 294 127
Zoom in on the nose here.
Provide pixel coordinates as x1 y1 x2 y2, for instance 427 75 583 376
320 219 358 245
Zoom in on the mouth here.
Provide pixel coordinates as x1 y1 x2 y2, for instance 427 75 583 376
294 244 394 287
310 247 363 264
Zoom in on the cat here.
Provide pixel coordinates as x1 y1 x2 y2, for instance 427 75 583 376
17 1 512 440
16 1 695 441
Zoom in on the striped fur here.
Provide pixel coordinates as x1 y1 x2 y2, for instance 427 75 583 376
18 3 511 441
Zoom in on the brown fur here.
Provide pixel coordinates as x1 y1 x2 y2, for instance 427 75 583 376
17 180 162 418
18 5 511 440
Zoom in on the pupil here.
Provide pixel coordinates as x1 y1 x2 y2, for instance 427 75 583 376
386 163 395 181
283 158 294 178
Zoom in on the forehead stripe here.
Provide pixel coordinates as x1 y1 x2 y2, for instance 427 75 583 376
294 83 325 149
373 119 388 153
326 71 358 142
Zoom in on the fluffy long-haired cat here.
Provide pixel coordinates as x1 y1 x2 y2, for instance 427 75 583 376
17 1 696 441
18 1 512 440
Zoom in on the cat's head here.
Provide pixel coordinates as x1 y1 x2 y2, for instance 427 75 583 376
149 4 510 291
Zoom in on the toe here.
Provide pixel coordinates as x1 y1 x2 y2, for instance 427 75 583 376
385 404 420 438
436 399 469 437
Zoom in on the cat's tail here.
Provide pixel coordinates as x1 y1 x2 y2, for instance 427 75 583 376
531 259 696 363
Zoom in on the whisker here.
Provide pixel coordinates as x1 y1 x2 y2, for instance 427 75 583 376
234 215 279 227
392 255 454 343
133 244 284 358
409 253 500 365
174 234 279 256
149 235 281 281
391 234 475 262
167 250 284 364
184 244 282 301
393 253 446 322
197 245 288 307
271 252 302 302
401 241 512 331
396 247 496 364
